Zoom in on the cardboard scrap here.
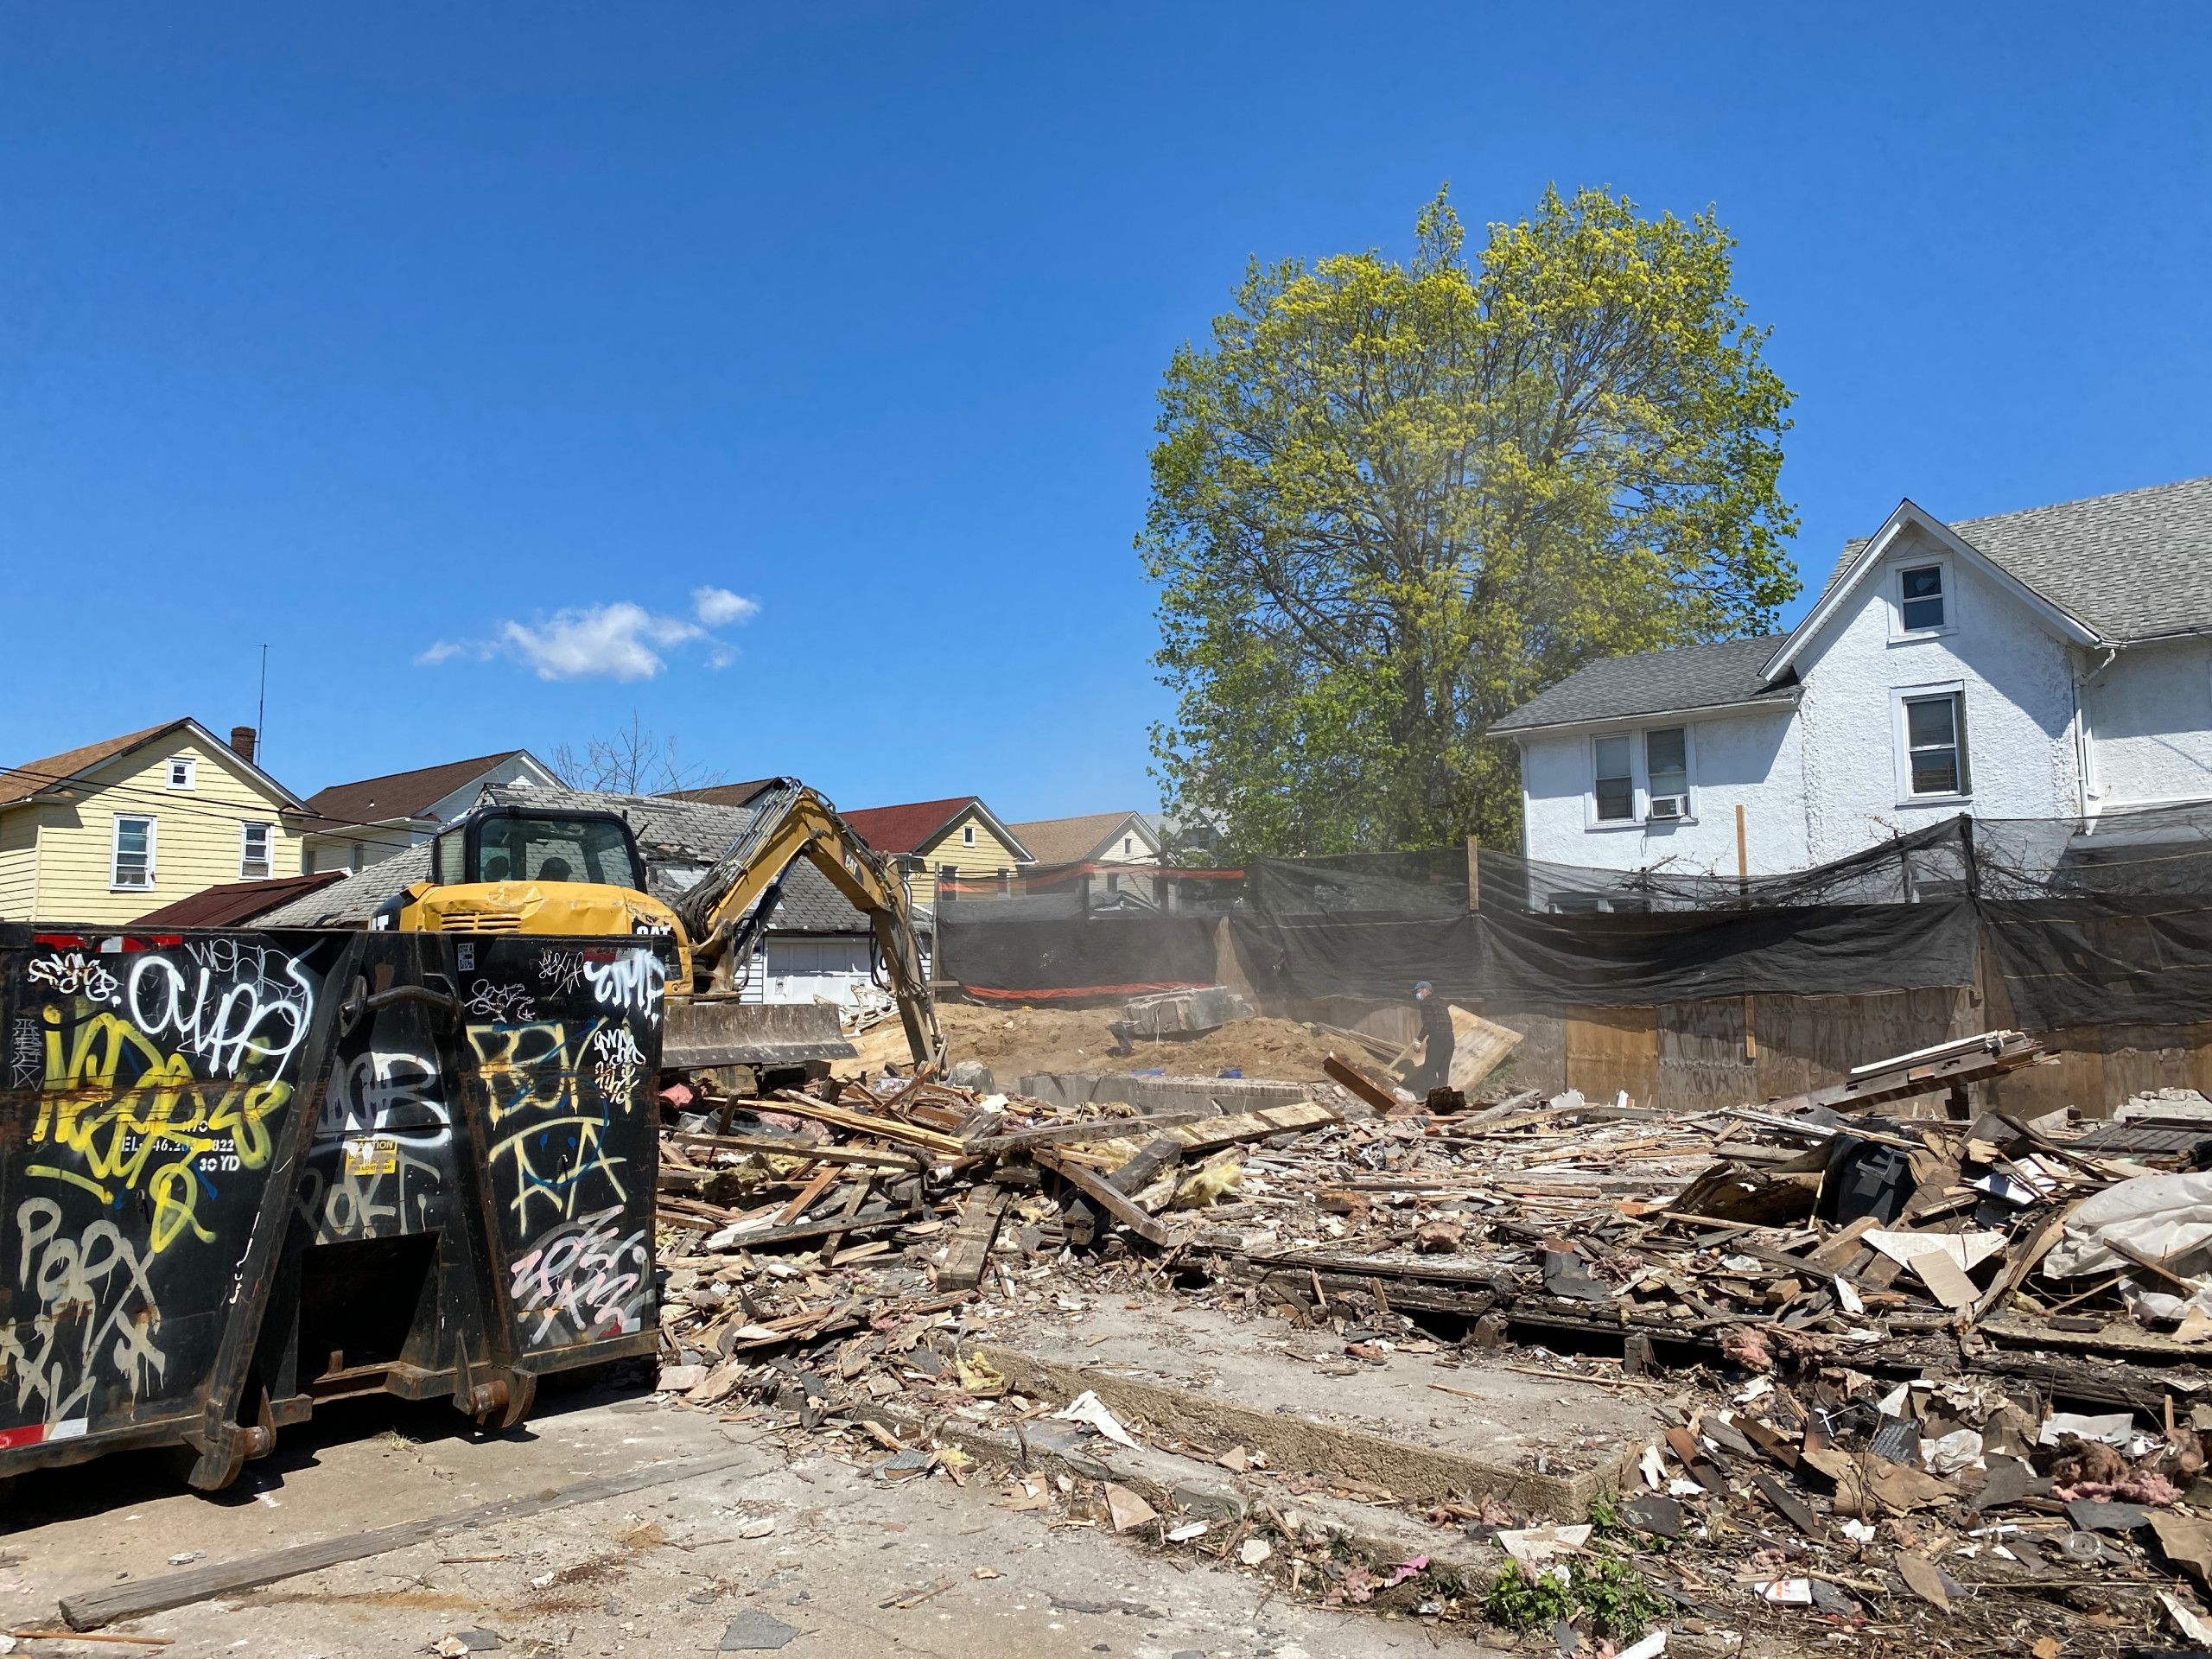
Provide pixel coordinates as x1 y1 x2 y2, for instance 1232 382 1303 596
1105 1483 1158 1533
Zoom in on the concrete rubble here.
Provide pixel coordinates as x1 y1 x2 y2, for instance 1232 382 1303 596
644 1033 2212 1656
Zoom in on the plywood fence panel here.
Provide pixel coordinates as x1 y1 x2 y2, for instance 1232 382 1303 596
1483 1002 1566 1098
1564 1005 1660 1109
1658 999 1755 1112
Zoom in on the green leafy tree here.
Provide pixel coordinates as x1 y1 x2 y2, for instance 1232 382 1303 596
1141 185 1799 857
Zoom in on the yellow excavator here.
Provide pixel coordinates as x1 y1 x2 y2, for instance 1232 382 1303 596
370 780 942 1071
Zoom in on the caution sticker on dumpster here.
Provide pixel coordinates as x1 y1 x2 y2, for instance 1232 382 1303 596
343 1137 399 1177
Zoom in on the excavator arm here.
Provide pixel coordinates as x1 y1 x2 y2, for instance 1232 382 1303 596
673 781 943 1071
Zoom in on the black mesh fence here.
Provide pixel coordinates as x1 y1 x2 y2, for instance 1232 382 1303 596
934 804 2212 1028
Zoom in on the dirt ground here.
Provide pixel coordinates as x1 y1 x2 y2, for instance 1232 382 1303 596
846 1002 1357 1084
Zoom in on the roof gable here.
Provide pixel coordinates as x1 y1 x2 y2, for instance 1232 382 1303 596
1003 811 1159 866
1813 475 2212 645
1 719 305 811
842 797 1033 861
1763 498 2100 683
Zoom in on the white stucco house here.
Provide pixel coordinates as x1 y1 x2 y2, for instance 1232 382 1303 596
1492 475 2212 877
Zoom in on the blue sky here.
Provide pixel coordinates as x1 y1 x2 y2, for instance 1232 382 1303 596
3 6 2208 820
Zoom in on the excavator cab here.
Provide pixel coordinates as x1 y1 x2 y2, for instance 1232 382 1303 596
372 805 690 982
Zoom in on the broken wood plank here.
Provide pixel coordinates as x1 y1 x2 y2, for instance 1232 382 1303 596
961 1111 1201 1155
776 1165 843 1226
1168 1101 1341 1154
710 1204 915 1251
58 1451 756 1630
667 1133 922 1169
1036 1151 1170 1246
1108 1135 1186 1197
939 1186 1013 1291
767 1093 965 1155
1324 1053 1397 1114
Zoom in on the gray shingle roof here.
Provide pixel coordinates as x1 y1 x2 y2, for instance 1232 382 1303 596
1489 636 1798 734
1821 474 2212 642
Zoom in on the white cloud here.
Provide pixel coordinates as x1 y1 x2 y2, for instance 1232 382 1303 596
419 592 760 682
692 586 760 626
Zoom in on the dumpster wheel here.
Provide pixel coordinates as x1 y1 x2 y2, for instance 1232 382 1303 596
462 1370 537 1431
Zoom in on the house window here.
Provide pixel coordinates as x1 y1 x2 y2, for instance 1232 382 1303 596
962 824 976 848
166 758 196 790
1904 691 1969 796
1645 728 1688 819
303 846 317 875
1899 564 1946 632
1592 735 1635 822
1123 836 1134 856
111 816 156 889
240 823 274 880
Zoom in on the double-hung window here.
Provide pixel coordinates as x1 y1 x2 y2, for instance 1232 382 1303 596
240 822 274 880
1592 735 1636 822
166 757 196 790
1903 690 1970 797
1899 565 1946 631
111 815 156 889
1645 728 1689 818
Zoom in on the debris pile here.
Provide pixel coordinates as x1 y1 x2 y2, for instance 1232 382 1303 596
646 1032 2212 1651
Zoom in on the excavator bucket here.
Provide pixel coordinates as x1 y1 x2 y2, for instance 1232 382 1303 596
0 921 669 1491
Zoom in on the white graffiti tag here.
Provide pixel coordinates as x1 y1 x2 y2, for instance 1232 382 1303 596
321 1049 450 1147
535 948 588 995
26 951 120 1005
507 1207 649 1346
125 949 315 1078
0 1198 167 1430
463 981 537 1022
582 949 664 1027
8 1017 38 1090
590 1025 645 1106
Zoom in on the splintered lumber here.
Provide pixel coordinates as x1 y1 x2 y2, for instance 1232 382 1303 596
776 1165 843 1225
1036 1151 1170 1246
667 1132 922 1169
58 1451 755 1630
767 1092 965 1156
1108 1135 1185 1196
1772 1029 2048 1117
712 1203 914 1251
961 1111 1200 1156
1446 1006 1523 1094
1167 1101 1341 1154
1324 1053 1398 1114
939 1186 1014 1290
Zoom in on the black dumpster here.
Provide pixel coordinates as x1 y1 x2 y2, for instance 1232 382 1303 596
0 922 667 1489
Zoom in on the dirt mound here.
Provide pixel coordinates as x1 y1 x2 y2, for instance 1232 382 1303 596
844 999 1351 1084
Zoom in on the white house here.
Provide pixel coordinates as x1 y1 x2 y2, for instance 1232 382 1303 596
1493 476 2212 876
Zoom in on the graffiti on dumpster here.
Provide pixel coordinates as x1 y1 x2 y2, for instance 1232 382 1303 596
8 1016 37 1090
0 1198 168 1438
462 980 537 1022
505 1205 650 1347
121 944 315 1079
583 949 663 1027
26 951 120 1006
533 947 588 995
467 1020 637 1230
300 1044 451 1243
590 1025 646 1107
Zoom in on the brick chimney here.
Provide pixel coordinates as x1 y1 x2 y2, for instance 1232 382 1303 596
229 726 257 763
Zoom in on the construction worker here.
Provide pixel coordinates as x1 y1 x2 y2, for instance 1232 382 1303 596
1410 979 1455 1096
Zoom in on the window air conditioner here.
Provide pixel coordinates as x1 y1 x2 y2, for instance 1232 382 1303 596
1648 796 1687 821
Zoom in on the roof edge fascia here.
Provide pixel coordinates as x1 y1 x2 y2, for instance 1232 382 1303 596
1493 687 1804 741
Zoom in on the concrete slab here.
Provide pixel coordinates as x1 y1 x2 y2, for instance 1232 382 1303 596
0 1378 1520 1659
977 1300 1664 1519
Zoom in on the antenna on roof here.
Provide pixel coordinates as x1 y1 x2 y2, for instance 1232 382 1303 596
256 645 269 765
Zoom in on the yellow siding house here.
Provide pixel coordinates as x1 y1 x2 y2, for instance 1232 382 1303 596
0 719 308 926
840 796 1033 906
